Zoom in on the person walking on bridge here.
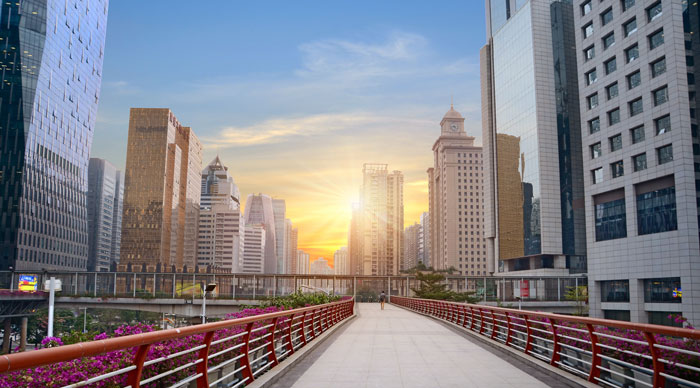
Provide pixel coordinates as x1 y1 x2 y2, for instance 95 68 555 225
380 291 386 310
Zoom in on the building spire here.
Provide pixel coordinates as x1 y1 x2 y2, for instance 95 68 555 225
451 94 454 109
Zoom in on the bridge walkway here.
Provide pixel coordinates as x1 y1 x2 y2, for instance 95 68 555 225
271 303 567 388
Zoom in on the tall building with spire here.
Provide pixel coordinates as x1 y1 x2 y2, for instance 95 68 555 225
243 194 277 273
197 156 241 272
120 108 202 271
0 1 109 271
428 105 485 275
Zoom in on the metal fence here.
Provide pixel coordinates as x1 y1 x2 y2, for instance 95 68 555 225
392 296 700 388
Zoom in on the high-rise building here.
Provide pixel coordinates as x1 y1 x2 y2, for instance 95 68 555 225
310 257 333 275
296 250 310 275
419 212 430 266
243 194 277 273
121 108 202 271
333 247 348 275
0 1 109 271
427 105 485 275
87 158 123 272
358 164 404 275
573 0 700 324
481 0 587 275
347 204 362 275
403 223 421 271
240 224 265 273
197 156 241 272
285 220 296 274
272 199 288 274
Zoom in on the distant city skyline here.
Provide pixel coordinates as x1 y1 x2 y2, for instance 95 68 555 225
90 1 485 264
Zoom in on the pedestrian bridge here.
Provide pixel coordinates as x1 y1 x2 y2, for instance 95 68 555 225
1 298 698 388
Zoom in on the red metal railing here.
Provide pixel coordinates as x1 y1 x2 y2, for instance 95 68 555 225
0 299 354 388
392 296 700 388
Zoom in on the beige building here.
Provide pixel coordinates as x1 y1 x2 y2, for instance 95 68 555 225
358 164 404 275
286 221 297 274
296 250 310 275
121 108 202 271
428 105 485 275
241 224 265 273
333 247 348 275
403 223 421 270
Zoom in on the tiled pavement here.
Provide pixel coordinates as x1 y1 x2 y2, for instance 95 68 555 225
272 303 554 388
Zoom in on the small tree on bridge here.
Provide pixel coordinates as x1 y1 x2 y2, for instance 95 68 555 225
411 272 479 303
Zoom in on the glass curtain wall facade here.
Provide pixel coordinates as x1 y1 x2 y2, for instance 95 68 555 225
0 1 109 271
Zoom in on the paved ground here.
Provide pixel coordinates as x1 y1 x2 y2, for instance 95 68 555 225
271 303 553 388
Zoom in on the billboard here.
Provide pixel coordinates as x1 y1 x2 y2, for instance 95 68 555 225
18 274 38 292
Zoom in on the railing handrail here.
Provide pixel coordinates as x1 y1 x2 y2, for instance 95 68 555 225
391 296 700 339
0 298 353 373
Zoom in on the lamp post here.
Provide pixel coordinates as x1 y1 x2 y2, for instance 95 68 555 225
80 307 88 333
201 283 217 324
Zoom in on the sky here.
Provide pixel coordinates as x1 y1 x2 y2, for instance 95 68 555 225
92 1 487 265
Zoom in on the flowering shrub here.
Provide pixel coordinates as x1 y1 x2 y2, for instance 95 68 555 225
0 306 288 388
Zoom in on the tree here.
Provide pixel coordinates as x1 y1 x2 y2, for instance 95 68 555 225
565 285 588 316
411 272 479 303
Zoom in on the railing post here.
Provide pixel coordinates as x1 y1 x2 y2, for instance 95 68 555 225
505 311 513 346
286 314 296 355
586 323 601 384
643 331 666 388
126 344 151 388
132 273 136 297
524 315 533 354
241 322 255 384
152 273 156 297
549 319 560 366
310 310 317 339
196 331 215 388
300 311 308 346
114 272 117 296
490 310 498 340
93 273 97 297
172 273 176 298
266 317 280 368
478 308 485 334
469 307 476 331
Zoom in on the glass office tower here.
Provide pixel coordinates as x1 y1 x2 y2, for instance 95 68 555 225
0 1 109 270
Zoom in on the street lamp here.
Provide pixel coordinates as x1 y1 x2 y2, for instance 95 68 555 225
201 283 217 324
299 284 330 295
79 307 88 333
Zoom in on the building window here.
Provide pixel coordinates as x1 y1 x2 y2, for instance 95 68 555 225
621 0 635 12
586 68 598 85
603 32 615 50
601 280 630 302
584 45 596 61
608 108 620 125
592 167 603 184
604 310 631 322
591 142 602 159
589 117 601 134
653 86 668 106
583 22 594 39
651 57 666 78
627 70 641 89
648 312 683 327
655 115 671 135
606 82 619 99
647 2 662 22
637 184 677 235
649 29 664 50
588 93 599 109
633 153 647 171
629 98 643 116
631 126 645 144
644 278 681 303
581 0 592 16
625 44 639 63
623 18 637 37
595 195 627 241
611 160 624 178
605 57 617 75
601 8 613 26
657 144 673 164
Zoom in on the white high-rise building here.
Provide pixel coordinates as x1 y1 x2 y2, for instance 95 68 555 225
419 212 430 266
244 194 277 273
241 224 266 273
87 158 124 272
403 223 421 271
197 157 242 272
311 257 333 275
296 250 310 275
272 199 288 274
285 219 296 274
333 247 348 275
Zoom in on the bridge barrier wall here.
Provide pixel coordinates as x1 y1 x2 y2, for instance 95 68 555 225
391 296 700 388
0 299 354 388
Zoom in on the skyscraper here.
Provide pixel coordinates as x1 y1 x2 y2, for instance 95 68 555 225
197 156 241 272
358 164 404 275
240 224 265 273
87 158 123 272
296 250 310 275
243 194 277 273
347 203 362 275
310 257 333 275
272 199 288 274
403 223 421 271
419 212 430 266
481 0 587 275
285 220 296 274
121 108 202 272
0 1 109 271
428 105 485 275
333 247 348 275
574 0 700 324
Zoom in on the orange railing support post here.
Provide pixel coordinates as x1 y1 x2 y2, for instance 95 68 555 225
643 331 666 388
196 331 215 388
285 314 296 355
267 317 280 368
241 322 255 384
126 344 151 388
586 323 601 384
549 319 560 367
